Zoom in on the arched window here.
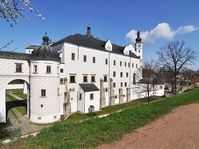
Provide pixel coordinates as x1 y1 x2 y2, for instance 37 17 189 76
133 73 136 84
88 105 95 113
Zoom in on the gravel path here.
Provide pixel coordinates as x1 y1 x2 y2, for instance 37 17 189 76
99 103 199 149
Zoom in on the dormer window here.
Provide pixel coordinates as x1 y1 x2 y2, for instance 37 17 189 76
105 40 112 51
123 46 129 55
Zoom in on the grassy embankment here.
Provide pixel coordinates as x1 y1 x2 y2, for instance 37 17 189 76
4 88 199 148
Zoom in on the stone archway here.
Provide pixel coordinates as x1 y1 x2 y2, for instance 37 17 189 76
5 79 30 119
0 77 29 123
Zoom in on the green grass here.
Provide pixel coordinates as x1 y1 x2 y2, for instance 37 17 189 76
17 107 27 116
6 89 27 99
0 119 12 140
68 96 160 122
17 88 199 149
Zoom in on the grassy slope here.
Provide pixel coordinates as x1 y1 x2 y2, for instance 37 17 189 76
67 96 160 122
17 88 199 148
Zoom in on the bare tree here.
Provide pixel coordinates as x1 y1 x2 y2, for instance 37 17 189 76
0 40 13 50
157 41 196 94
139 60 159 103
0 0 44 27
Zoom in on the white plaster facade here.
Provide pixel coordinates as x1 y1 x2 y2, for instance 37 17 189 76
0 29 164 124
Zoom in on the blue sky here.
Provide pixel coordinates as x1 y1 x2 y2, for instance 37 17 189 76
0 0 199 69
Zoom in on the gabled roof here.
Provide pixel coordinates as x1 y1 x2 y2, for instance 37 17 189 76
26 45 40 49
0 51 30 60
79 83 99 92
52 34 139 59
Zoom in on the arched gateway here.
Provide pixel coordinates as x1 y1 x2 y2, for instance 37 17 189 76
0 34 61 124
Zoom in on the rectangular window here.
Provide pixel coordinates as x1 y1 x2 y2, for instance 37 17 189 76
91 75 96 82
92 57 96 63
46 66 51 73
125 82 127 87
71 53 75 60
60 68 64 73
16 63 22 73
121 82 123 87
136 64 138 68
41 89 46 97
120 72 123 77
113 83 116 88
104 75 108 82
132 63 134 68
33 65 37 74
60 78 65 84
113 60 116 66
79 93 82 100
90 93 94 100
120 61 122 66
126 72 128 77
105 59 108 65
128 62 130 67
113 71 116 77
83 55 87 62
83 75 88 82
125 62 127 67
70 75 76 83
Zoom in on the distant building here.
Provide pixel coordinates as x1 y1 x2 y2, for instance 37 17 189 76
0 27 164 124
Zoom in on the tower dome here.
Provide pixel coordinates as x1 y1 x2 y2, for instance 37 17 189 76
31 33 60 62
135 31 142 43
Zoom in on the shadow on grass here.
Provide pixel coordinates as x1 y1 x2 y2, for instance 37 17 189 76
6 100 27 118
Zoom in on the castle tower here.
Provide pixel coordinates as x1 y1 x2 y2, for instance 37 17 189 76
135 31 143 60
29 34 61 124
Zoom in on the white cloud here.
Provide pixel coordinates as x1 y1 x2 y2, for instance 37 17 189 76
126 23 198 43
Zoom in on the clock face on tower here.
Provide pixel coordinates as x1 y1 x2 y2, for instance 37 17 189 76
137 43 142 49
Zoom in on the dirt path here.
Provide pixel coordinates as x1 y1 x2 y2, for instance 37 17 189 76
99 103 199 149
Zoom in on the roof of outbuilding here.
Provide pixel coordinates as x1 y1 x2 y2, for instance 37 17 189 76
52 34 139 58
79 83 100 92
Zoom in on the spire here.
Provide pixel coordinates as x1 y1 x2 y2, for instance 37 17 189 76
135 31 142 43
42 32 49 45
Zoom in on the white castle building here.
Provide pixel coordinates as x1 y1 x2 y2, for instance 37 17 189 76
0 27 164 124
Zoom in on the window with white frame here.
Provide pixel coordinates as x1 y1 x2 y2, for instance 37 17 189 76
41 89 46 97
113 71 116 77
83 55 87 62
92 57 96 63
16 63 22 73
71 53 75 60
46 65 51 73
90 93 94 100
91 75 96 82
83 75 88 82
104 75 108 82
105 59 108 65
70 75 76 83
33 65 37 74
